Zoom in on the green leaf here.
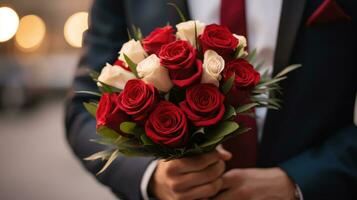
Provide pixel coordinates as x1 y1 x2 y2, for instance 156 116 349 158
120 122 137 135
123 54 139 78
167 3 186 22
126 28 132 40
89 69 100 80
221 74 235 94
96 149 120 175
199 121 239 148
164 92 170 101
97 126 119 140
274 64 301 78
83 102 98 117
76 91 102 97
84 150 112 161
140 134 154 145
194 21 199 50
234 127 252 136
246 49 257 63
236 103 259 114
223 105 236 120
131 25 143 40
257 76 287 88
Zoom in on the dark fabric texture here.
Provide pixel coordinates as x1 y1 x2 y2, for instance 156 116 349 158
65 0 357 199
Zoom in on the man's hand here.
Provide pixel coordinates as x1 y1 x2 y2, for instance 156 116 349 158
213 168 297 200
150 146 232 200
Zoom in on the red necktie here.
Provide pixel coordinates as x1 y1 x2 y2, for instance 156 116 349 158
221 0 258 169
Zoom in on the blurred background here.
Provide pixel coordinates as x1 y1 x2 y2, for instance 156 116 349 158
0 0 116 199
0 1 356 200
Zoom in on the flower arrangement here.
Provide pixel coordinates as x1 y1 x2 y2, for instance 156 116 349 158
79 14 300 174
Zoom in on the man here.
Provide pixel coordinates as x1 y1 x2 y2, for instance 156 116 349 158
65 0 357 199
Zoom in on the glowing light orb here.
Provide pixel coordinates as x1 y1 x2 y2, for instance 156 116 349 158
64 12 89 48
15 15 46 51
0 7 19 42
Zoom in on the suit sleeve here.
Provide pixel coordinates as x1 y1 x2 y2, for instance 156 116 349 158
279 124 357 199
64 0 154 199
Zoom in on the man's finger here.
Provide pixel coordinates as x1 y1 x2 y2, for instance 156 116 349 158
216 145 232 161
173 160 226 191
171 151 222 174
181 178 223 199
221 169 243 190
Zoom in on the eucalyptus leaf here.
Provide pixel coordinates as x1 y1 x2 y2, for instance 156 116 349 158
89 69 100 80
126 28 132 40
76 91 102 97
257 76 287 88
275 64 301 78
84 150 112 161
221 74 235 94
83 102 98 117
167 3 186 22
236 103 259 114
96 149 120 175
246 49 257 63
123 54 139 78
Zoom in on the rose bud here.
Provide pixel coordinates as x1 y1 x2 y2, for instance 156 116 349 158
97 63 136 90
145 101 189 147
96 93 129 134
199 24 239 58
118 79 160 121
180 84 225 126
223 59 261 106
233 34 248 58
137 54 173 93
118 39 147 65
142 25 176 55
176 20 205 48
201 50 225 87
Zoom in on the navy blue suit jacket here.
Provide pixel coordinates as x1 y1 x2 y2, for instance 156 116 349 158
65 0 357 199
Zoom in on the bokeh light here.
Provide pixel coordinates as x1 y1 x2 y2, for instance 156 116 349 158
0 7 20 42
64 12 88 48
15 15 46 51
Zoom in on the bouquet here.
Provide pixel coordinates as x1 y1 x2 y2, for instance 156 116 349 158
79 9 300 174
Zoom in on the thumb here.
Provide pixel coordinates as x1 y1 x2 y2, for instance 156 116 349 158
216 145 232 161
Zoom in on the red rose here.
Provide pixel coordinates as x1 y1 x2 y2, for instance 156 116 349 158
180 84 225 126
142 25 176 55
145 101 189 147
96 93 129 134
118 79 159 121
159 40 197 70
169 59 203 87
199 24 238 58
223 59 261 106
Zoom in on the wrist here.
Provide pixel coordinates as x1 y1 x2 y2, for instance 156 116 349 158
273 167 298 200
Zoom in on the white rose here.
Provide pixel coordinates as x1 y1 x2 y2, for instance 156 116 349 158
137 54 173 92
233 34 248 58
176 20 205 48
97 63 136 90
118 39 147 65
201 50 225 87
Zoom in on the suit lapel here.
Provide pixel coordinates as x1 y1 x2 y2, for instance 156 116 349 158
273 0 307 74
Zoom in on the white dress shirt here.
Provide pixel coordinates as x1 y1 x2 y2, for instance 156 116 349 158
141 1 305 199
